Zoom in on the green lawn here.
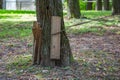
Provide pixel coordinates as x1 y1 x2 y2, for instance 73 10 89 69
0 10 119 38
0 10 36 38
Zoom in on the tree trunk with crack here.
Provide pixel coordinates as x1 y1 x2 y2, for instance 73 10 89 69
67 0 81 18
33 0 73 67
112 0 120 15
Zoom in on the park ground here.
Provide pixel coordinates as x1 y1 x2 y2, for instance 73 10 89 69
0 10 120 80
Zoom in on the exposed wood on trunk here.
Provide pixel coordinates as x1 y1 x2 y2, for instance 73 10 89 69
50 16 61 59
32 21 42 64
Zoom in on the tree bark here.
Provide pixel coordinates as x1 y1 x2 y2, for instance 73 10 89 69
67 0 81 18
34 0 72 67
0 0 3 9
86 0 93 10
96 0 102 10
112 0 120 15
103 0 109 10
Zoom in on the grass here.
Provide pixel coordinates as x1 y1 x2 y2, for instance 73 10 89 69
0 10 120 79
0 10 119 39
0 9 35 14
0 21 33 38
0 10 36 39
4 50 119 79
81 10 111 18
65 11 120 35
0 10 120 38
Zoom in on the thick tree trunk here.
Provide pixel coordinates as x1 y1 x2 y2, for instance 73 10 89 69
0 0 3 9
86 0 93 10
103 0 109 10
33 0 72 67
96 0 102 10
112 0 120 15
67 0 81 18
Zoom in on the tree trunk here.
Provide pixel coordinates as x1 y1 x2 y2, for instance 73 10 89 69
0 0 3 9
86 0 93 10
96 0 102 10
33 0 72 67
112 0 120 15
67 0 81 18
103 0 109 10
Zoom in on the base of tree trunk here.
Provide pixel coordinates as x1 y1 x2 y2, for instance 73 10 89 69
33 0 73 67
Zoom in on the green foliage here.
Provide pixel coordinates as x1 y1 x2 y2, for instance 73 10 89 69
79 0 96 10
80 0 86 10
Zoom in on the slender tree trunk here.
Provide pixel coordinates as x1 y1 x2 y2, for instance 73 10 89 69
112 0 120 15
67 0 81 18
103 0 109 10
96 0 102 10
86 0 93 10
0 0 3 9
33 0 72 67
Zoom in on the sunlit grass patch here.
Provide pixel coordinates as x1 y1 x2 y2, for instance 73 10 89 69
0 13 36 39
81 11 112 18
0 21 33 38
0 9 35 14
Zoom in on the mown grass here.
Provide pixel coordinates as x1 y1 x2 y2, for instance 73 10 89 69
0 10 119 39
65 11 120 35
0 10 36 39
81 10 111 18
0 9 35 14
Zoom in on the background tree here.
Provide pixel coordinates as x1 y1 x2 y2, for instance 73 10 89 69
103 0 109 10
96 0 102 10
67 0 81 18
34 0 72 67
0 0 3 9
112 0 120 15
86 0 93 10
